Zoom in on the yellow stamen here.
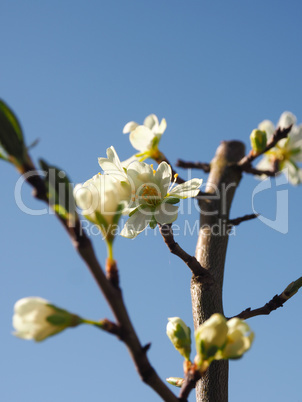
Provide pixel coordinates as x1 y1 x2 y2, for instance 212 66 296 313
140 185 161 206
150 164 156 175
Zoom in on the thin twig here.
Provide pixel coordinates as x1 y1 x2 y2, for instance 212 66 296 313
240 166 279 177
238 125 292 170
179 368 200 401
176 159 211 173
228 213 258 227
229 279 301 320
159 224 214 282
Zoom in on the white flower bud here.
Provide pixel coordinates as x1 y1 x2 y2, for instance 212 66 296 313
74 172 130 238
220 318 254 359
166 377 184 387
194 313 228 359
13 297 81 342
166 317 191 360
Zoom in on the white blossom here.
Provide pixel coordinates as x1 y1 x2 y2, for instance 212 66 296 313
120 161 202 238
219 318 254 359
13 297 80 342
74 172 130 238
123 114 167 164
257 112 302 185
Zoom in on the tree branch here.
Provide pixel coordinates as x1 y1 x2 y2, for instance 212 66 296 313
19 162 179 402
179 368 200 401
228 213 258 227
159 224 214 282
193 140 246 402
230 277 302 320
238 125 292 170
239 165 278 177
176 159 211 173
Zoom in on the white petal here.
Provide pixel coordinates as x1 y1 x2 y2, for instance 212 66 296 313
258 120 275 139
155 162 172 197
255 156 272 177
289 125 302 149
127 161 154 189
74 181 97 212
143 114 159 131
120 209 151 238
98 146 127 182
14 297 48 315
129 126 155 152
284 162 302 185
123 121 138 134
157 118 167 135
278 112 296 129
121 154 139 168
169 178 203 199
155 203 178 225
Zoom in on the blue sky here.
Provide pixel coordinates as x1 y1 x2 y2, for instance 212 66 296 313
1 1 302 401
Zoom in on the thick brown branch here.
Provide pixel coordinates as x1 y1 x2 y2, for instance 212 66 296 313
193 140 246 402
228 213 258 227
176 159 211 173
159 224 214 282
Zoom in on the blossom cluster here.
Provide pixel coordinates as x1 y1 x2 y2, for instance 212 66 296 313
166 314 254 375
256 112 302 185
73 115 203 239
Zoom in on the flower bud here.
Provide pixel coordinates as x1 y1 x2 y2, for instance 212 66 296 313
166 377 184 387
250 129 267 153
284 277 302 299
74 173 129 240
13 297 82 342
220 318 254 359
195 313 228 360
166 317 191 360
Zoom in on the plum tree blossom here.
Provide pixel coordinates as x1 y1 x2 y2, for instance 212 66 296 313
256 112 302 185
120 161 202 238
98 146 203 238
74 173 130 241
123 114 167 165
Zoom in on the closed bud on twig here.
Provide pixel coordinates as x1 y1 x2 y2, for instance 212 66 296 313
250 129 267 154
166 317 191 360
13 297 83 342
284 276 302 299
166 377 184 387
195 313 228 360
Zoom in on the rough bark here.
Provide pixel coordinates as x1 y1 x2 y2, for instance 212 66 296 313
191 141 245 402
